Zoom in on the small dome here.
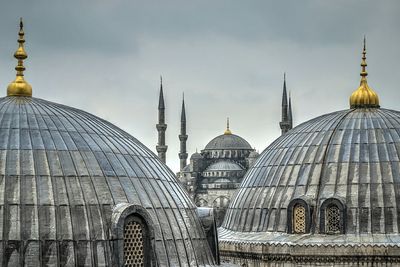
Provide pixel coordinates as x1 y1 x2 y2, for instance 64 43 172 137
214 178 232 184
204 134 252 151
206 161 243 171
191 151 202 159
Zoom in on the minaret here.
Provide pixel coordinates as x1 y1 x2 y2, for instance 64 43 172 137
156 76 168 163
279 73 291 134
179 93 188 171
7 18 32 97
288 92 293 129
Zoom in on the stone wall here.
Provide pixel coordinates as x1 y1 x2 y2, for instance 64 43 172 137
219 241 400 267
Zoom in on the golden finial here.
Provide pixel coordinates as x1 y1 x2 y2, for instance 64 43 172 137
224 117 232 135
349 36 379 108
7 18 32 97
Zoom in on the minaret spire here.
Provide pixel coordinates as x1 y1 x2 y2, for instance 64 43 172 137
279 73 291 134
156 76 168 163
288 91 293 129
349 37 380 108
7 18 32 97
179 93 188 171
224 117 232 135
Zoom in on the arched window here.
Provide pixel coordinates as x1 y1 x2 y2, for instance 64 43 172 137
320 198 345 234
287 198 312 234
325 204 340 234
293 203 306 234
111 204 154 266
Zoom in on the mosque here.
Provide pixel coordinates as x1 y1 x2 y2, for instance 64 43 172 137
1 18 400 267
157 72 293 227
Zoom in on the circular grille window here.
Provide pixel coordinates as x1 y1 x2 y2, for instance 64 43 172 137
124 221 144 266
293 204 306 234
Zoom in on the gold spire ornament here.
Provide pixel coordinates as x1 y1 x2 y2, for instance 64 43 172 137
349 37 379 108
7 18 32 97
224 117 232 135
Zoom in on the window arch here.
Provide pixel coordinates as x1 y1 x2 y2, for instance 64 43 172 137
320 198 346 234
111 204 155 266
287 198 312 234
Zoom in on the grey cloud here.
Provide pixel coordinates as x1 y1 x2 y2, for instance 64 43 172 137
0 0 399 171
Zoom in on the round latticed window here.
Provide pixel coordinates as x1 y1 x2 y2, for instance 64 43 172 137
124 219 145 266
293 204 306 234
326 204 341 234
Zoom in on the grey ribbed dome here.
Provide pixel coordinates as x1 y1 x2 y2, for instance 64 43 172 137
0 96 215 266
221 108 400 245
206 161 243 171
204 134 252 150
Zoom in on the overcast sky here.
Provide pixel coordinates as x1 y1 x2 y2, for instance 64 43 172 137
0 1 399 172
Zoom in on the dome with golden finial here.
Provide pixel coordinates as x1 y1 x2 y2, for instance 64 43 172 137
224 117 232 135
7 18 32 97
204 119 252 151
219 40 400 265
349 37 379 108
0 20 218 266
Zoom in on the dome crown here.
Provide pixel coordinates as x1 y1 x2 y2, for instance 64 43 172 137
349 37 379 108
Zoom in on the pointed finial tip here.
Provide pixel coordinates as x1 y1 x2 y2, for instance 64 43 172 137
363 35 366 50
349 37 379 109
7 18 32 97
224 117 232 135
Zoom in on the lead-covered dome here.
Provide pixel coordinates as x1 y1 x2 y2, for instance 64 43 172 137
0 20 217 267
222 108 400 240
204 134 252 151
205 161 243 172
0 96 215 266
220 41 400 255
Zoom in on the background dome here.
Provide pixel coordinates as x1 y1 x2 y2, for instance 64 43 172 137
0 96 215 266
206 161 243 171
204 134 252 150
222 108 400 244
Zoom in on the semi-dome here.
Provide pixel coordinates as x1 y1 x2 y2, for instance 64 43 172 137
0 20 216 266
206 161 243 171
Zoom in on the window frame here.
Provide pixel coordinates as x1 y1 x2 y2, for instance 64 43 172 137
320 198 346 234
287 198 312 234
111 203 155 266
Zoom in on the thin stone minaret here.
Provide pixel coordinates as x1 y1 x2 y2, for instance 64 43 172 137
279 73 292 134
179 93 188 171
288 92 293 129
156 76 168 163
